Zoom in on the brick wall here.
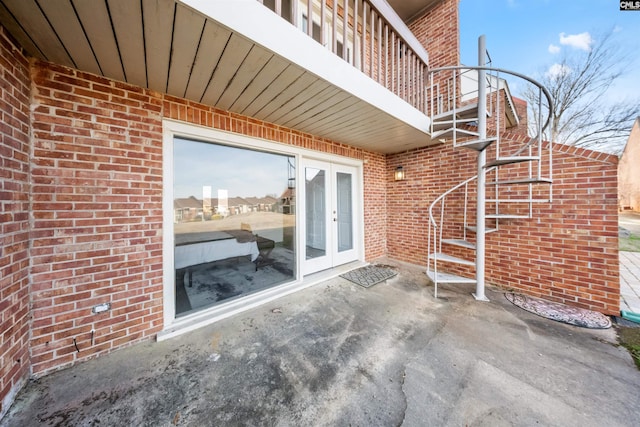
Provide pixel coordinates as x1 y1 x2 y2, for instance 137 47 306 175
25 60 384 379
409 0 459 69
386 142 476 266
0 0 621 411
386 139 620 315
487 141 619 313
408 0 459 118
511 96 529 136
0 27 31 417
29 63 166 375
363 151 387 260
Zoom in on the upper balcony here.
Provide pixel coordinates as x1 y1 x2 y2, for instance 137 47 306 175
0 0 439 154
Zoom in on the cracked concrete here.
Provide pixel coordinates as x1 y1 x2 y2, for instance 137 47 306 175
2 259 640 426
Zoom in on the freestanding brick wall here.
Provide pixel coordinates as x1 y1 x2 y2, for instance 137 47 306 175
385 138 620 315
0 27 31 417
486 141 619 313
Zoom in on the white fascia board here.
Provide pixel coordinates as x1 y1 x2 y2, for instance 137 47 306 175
179 0 430 133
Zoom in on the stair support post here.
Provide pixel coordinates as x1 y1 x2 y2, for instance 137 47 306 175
474 35 489 302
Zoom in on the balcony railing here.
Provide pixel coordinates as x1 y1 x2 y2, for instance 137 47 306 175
258 0 430 114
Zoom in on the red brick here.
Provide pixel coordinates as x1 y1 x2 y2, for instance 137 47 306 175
1 2 621 414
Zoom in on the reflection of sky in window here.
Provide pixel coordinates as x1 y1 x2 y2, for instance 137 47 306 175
305 167 322 182
173 138 293 199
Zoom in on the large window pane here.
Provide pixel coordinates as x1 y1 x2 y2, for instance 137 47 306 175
173 138 296 317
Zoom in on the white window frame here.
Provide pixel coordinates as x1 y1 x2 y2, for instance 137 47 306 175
160 119 364 339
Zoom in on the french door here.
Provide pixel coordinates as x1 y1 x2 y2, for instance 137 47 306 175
303 159 359 274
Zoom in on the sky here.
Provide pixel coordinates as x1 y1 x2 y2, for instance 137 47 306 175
460 0 640 87
459 0 640 151
173 138 292 199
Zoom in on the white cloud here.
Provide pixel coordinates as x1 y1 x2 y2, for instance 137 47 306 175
559 32 592 51
548 44 560 54
546 63 571 79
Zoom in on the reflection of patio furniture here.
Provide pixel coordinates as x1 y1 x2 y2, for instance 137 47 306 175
240 223 275 271
175 230 260 287
254 235 275 271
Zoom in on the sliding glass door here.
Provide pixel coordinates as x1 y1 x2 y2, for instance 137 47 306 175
173 138 296 317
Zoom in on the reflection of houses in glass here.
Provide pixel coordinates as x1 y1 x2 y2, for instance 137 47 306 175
220 196 278 215
174 196 203 222
224 197 250 215
244 196 278 213
280 188 296 215
174 195 279 222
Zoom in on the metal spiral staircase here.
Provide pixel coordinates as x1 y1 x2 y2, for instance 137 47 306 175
426 37 554 300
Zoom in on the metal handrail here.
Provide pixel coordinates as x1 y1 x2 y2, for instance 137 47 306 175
429 65 554 136
427 65 554 231
427 48 555 299
428 174 478 230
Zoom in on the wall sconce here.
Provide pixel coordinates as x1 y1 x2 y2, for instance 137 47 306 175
394 166 406 181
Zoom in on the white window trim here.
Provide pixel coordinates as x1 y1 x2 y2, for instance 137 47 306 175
160 119 364 339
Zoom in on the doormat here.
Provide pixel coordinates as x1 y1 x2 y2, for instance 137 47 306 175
340 265 397 288
505 293 611 329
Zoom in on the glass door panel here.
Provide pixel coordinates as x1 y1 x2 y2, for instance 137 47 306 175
332 164 358 266
303 161 332 274
336 171 353 253
305 167 326 260
303 160 359 274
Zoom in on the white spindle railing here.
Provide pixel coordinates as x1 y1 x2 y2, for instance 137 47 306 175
259 0 430 114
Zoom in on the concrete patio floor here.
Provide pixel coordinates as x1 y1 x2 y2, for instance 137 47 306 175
2 259 639 426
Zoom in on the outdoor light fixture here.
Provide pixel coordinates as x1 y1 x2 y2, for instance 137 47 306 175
394 166 406 181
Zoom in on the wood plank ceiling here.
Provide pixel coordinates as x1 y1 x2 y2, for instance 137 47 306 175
0 0 435 154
